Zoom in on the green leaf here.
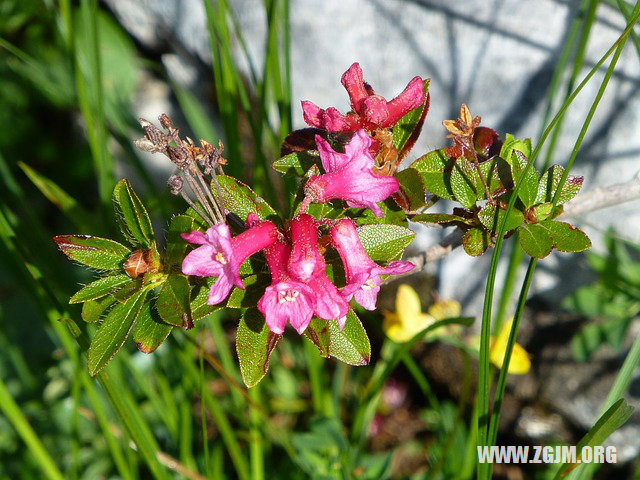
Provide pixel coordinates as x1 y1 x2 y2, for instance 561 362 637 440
217 175 277 222
112 179 155 248
411 213 474 226
410 148 455 200
511 150 539 208
478 203 524 232
227 274 271 309
499 134 531 165
352 197 408 226
533 202 555 222
393 79 430 156
543 220 591 252
536 165 583 205
450 159 477 209
395 168 426 211
111 278 142 302
54 235 130 270
165 215 195 270
132 302 172 354
190 278 223 321
304 318 330 357
156 274 192 327
236 308 281 387
87 286 150 375
462 228 490 256
356 224 415 261
328 310 371 366
82 296 116 323
70 274 132 304
272 150 320 175
552 399 633 479
472 156 510 200
518 223 554 258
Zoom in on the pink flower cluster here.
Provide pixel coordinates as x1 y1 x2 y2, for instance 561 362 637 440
181 213 414 335
180 63 424 335
302 62 424 132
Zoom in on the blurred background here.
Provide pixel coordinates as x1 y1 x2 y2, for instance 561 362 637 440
1 0 640 478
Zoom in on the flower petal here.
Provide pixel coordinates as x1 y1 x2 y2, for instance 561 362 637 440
182 245 223 277
206 272 236 305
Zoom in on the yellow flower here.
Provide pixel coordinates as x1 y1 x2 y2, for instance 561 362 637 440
383 285 463 343
383 285 435 343
489 320 531 375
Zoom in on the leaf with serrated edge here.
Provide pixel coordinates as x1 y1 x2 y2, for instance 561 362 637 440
156 274 192 327
236 308 281 387
87 286 151 375
112 179 154 248
328 310 370 366
272 150 320 175
536 165 583 205
165 215 194 270
518 223 553 258
478 204 524 232
544 220 591 252
70 274 132 304
410 148 455 200
217 175 277 221
411 213 473 226
133 301 172 353
54 235 131 270
463 228 489 256
304 318 331 357
511 150 539 208
82 296 116 323
450 159 477 209
357 224 415 262
395 168 426 210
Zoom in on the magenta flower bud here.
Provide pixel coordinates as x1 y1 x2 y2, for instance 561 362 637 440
181 220 278 305
288 213 321 282
288 214 349 327
304 130 400 217
301 62 425 132
330 218 414 310
258 240 316 335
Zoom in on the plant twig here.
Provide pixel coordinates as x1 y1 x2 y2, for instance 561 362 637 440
397 170 640 277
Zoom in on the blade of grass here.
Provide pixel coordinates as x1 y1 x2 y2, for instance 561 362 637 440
478 7 637 478
248 385 265 480
540 0 600 171
0 377 65 480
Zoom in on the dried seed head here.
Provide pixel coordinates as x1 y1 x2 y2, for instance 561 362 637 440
159 113 173 130
167 175 184 195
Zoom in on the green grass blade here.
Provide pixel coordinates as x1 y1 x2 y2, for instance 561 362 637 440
477 8 640 478
0 377 65 480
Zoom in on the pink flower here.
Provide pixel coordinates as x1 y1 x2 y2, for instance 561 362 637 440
289 214 349 327
302 62 424 132
258 240 316 335
181 217 278 305
330 218 414 310
304 130 400 217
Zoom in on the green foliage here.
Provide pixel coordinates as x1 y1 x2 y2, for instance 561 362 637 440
112 179 155 249
564 233 640 361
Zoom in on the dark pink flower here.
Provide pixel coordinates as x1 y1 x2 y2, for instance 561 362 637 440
181 218 278 305
288 214 349 327
302 62 424 132
330 218 414 310
258 239 316 335
303 130 399 217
